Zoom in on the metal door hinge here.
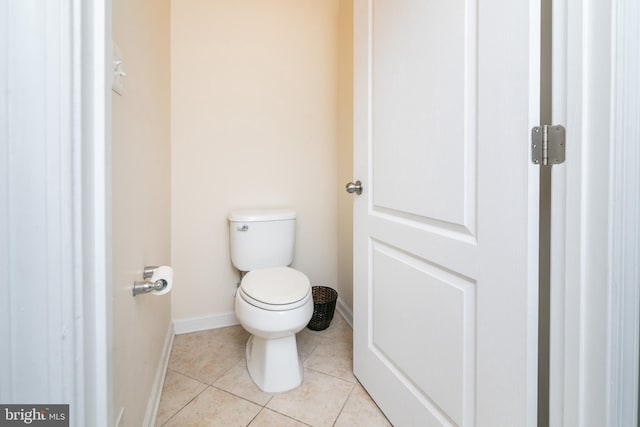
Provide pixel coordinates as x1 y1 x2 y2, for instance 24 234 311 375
532 125 566 165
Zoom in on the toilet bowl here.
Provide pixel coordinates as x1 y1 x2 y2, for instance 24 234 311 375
234 266 313 392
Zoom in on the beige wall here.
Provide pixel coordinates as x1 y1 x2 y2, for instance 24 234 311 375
112 0 172 425
337 0 354 317
171 0 340 321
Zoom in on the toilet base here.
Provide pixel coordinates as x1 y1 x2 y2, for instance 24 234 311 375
245 334 304 393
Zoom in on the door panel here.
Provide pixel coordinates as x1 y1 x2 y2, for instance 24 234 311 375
353 0 540 425
372 0 474 229
372 242 475 425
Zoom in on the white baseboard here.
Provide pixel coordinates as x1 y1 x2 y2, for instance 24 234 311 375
143 323 174 427
335 297 353 329
173 311 239 335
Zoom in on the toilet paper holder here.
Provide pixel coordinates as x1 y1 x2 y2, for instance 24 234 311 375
132 265 168 297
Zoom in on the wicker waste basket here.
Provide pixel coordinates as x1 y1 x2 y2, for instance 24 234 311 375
307 286 338 331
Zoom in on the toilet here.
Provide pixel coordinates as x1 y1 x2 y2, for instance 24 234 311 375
228 208 313 393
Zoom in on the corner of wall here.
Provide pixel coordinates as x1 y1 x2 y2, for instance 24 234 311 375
142 324 175 427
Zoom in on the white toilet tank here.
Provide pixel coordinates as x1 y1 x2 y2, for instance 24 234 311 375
228 208 296 272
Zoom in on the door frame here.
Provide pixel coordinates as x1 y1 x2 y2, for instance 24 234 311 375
605 2 640 424
550 0 640 425
2 0 110 425
81 0 112 425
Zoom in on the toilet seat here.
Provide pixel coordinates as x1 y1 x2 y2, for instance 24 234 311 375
239 266 311 311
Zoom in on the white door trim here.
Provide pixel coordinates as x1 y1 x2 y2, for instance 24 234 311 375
80 0 112 425
550 0 640 425
606 0 640 424
1 0 110 424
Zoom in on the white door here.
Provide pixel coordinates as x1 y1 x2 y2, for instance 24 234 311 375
352 0 540 426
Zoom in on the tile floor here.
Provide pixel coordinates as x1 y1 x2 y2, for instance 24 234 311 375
156 314 392 426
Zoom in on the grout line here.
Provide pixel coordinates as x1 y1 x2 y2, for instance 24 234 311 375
331 382 358 427
245 407 263 426
208 381 274 409
208 357 244 386
264 407 315 427
305 366 357 384
159 385 210 427
164 367 210 388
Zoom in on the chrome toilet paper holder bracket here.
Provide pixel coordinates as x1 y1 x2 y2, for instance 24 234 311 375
133 265 168 297
143 265 158 280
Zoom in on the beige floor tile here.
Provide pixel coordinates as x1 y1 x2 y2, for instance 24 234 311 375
304 340 355 383
304 313 353 344
334 383 392 427
248 409 309 427
168 326 249 384
163 387 261 427
266 369 354 427
296 329 323 362
213 359 273 406
155 369 208 426
156 315 394 426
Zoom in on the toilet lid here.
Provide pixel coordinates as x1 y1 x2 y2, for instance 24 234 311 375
241 267 310 305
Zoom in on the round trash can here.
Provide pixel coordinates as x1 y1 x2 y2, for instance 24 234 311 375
307 286 338 331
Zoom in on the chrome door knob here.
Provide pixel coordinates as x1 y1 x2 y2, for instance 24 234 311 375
345 180 363 195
